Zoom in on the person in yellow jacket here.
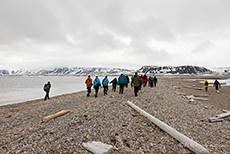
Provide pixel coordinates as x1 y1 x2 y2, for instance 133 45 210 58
203 80 209 92
85 75 93 97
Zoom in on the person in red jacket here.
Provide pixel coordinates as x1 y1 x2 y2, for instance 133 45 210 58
85 75 93 97
142 74 148 87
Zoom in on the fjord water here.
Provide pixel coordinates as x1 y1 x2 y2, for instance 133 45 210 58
0 76 107 106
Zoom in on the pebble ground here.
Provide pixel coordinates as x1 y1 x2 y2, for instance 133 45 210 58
0 77 229 153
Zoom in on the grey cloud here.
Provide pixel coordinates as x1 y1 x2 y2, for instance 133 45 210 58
0 0 229 70
191 40 216 53
76 30 127 53
0 0 65 43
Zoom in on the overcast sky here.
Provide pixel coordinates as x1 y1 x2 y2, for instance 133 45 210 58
0 0 229 71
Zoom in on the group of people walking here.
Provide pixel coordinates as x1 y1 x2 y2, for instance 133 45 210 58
84 73 158 98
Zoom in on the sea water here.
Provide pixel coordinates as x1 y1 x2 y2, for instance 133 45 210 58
0 76 115 106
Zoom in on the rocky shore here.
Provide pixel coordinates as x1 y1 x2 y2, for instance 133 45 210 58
0 76 229 153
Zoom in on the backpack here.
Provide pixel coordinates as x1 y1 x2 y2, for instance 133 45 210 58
43 84 49 91
205 81 208 85
144 76 147 79
102 79 107 86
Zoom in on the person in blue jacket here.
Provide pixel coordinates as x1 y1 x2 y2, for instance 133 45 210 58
149 76 154 87
102 76 109 95
118 74 127 94
93 76 101 98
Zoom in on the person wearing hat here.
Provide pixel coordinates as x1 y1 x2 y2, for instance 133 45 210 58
85 75 93 97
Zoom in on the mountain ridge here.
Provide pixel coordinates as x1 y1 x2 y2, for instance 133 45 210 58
0 65 229 76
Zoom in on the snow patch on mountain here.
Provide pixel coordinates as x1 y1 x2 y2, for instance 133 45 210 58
11 67 135 76
137 65 212 75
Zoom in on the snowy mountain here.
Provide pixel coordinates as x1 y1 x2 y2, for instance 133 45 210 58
0 70 10 76
11 67 135 76
4 65 229 76
137 65 212 75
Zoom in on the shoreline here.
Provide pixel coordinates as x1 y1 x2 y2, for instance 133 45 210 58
0 76 229 153
1 76 229 115
0 90 87 116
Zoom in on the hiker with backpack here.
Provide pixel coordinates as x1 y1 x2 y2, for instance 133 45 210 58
131 72 142 97
149 76 154 87
102 76 109 95
93 76 101 98
142 74 148 87
213 79 221 92
43 81 51 100
110 77 117 92
118 74 127 94
203 80 209 92
85 75 93 97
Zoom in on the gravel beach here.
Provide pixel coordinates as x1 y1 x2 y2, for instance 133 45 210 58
0 76 229 153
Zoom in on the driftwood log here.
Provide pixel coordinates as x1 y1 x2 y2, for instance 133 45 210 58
43 110 71 122
186 95 208 101
127 101 210 154
208 110 230 122
184 86 203 90
193 94 208 97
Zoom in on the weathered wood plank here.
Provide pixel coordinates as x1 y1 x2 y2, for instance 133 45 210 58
43 110 71 122
127 101 210 154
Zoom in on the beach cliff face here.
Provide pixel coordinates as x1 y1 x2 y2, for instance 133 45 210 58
0 76 229 153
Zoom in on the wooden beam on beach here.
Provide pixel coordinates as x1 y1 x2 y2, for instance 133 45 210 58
42 110 71 122
193 94 208 97
82 141 114 154
127 101 210 154
184 86 203 90
208 110 230 122
175 92 186 96
186 95 208 101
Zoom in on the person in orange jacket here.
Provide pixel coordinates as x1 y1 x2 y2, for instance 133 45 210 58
85 75 93 97
203 80 209 92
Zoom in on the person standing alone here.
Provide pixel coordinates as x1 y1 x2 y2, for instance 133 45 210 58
43 81 51 100
85 75 93 97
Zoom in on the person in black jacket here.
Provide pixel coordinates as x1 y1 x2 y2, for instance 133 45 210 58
153 76 158 87
43 81 51 100
110 77 117 92
213 79 221 91
125 75 130 88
